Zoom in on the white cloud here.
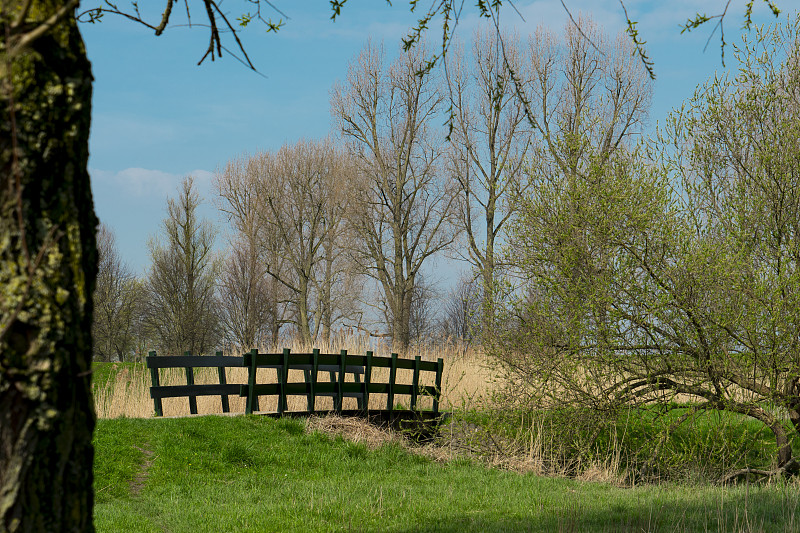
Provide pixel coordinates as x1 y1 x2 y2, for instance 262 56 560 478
90 167 215 199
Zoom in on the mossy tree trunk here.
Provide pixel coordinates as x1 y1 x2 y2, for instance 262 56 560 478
1 3 97 531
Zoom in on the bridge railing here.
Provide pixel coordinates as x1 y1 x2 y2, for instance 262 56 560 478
145 349 444 418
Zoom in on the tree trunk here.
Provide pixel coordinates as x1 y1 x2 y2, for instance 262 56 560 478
320 238 334 344
1 5 97 532
482 199 496 339
297 276 312 345
390 282 412 351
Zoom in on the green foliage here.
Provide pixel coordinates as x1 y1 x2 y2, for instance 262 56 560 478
679 0 782 66
620 2 655 79
495 14 800 479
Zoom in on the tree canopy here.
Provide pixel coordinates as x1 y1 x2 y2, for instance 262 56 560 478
496 14 800 481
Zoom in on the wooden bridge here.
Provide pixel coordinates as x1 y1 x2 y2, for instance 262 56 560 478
146 349 445 436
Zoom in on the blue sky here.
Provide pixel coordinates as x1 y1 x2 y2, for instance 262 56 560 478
81 0 784 276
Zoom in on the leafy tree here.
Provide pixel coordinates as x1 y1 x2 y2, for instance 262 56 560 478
143 176 220 355
498 15 800 481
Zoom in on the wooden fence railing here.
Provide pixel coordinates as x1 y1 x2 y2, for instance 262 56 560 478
147 351 243 417
145 349 444 418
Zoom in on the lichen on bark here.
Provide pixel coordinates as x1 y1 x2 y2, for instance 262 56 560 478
1 3 97 531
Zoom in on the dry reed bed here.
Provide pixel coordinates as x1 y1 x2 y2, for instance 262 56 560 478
94 343 499 419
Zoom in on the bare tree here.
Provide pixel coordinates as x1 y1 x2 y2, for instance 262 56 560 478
217 236 276 349
314 205 364 344
92 224 143 361
143 177 220 355
522 18 651 184
407 273 439 345
215 154 288 346
445 30 530 334
217 139 359 344
439 274 482 344
332 41 459 350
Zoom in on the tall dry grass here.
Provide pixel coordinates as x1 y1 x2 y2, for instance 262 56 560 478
94 338 500 419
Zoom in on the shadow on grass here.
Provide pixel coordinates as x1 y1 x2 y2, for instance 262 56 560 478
390 487 800 533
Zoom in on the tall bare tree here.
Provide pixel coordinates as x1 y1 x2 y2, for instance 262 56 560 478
332 42 458 350
445 30 531 334
144 177 220 355
215 154 288 346
522 18 651 185
217 139 358 344
92 224 143 361
314 196 363 344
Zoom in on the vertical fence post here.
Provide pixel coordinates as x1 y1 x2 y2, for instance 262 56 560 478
148 351 163 417
353 366 363 410
278 348 290 415
216 350 230 413
246 348 259 414
411 355 421 411
434 357 443 415
363 351 373 413
336 350 347 413
184 351 198 415
387 353 398 411
308 348 319 413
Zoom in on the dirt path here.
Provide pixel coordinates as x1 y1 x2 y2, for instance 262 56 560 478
129 444 155 496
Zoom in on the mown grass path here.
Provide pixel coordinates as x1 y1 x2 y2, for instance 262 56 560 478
94 416 799 532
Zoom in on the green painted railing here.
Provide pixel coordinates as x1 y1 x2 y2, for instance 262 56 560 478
146 349 444 418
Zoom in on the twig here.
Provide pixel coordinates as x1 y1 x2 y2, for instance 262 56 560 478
559 0 603 55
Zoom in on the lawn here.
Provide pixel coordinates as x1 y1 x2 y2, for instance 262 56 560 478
94 415 800 532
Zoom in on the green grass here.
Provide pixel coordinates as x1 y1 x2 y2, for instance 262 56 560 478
94 416 800 532
458 404 800 483
616 405 797 480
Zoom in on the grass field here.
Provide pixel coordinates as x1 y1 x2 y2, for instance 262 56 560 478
91 344 800 531
94 415 800 533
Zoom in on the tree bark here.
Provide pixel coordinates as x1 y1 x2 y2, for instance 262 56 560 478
1 4 97 531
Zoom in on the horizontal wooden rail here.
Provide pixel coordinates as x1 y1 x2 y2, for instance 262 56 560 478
151 383 241 399
146 348 444 419
147 355 245 369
